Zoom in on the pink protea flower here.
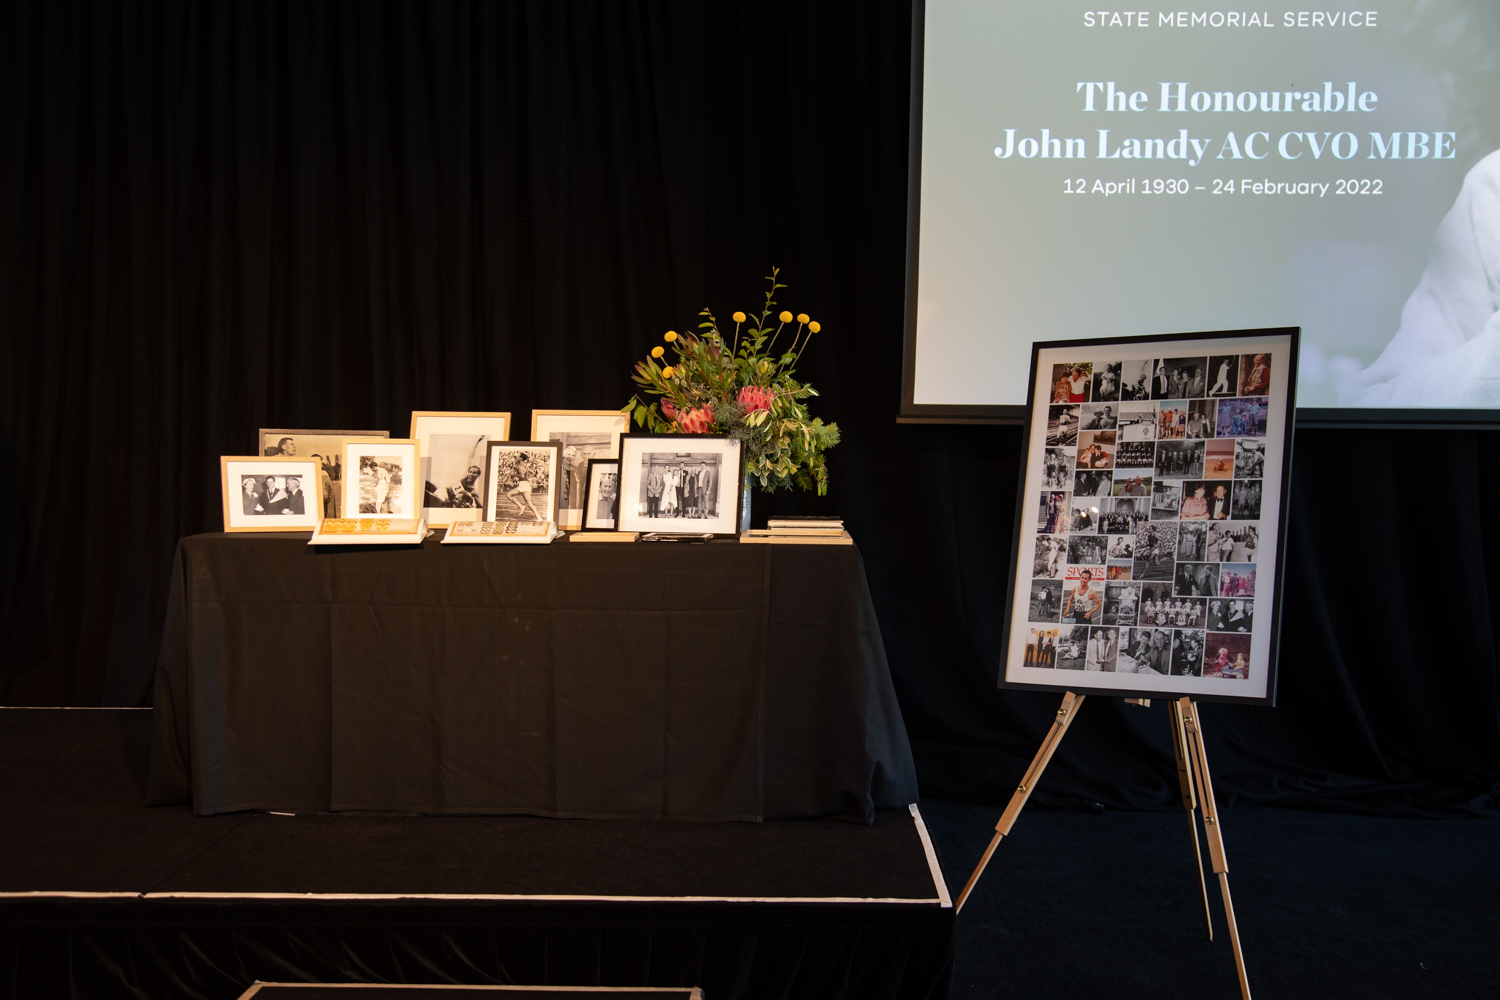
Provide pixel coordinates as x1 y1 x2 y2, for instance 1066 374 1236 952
660 398 678 420
738 385 775 415
677 407 714 434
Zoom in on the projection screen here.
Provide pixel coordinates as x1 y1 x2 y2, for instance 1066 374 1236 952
902 1 1500 421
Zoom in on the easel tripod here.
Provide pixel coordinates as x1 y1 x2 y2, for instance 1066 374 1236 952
954 692 1253 1000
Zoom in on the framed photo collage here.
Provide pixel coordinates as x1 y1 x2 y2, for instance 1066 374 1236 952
1002 328 1298 705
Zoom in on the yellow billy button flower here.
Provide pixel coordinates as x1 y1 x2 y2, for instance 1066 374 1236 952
732 311 746 323
651 346 664 358
661 366 675 378
808 321 821 333
778 311 793 323
796 313 809 324
664 330 678 342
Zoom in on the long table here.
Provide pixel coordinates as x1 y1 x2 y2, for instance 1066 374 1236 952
146 533 918 822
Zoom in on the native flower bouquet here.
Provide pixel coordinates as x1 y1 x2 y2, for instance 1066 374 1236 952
623 269 840 494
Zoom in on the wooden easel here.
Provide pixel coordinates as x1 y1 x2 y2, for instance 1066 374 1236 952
954 692 1253 1000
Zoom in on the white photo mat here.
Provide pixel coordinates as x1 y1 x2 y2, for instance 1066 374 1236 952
531 410 628 529
341 439 420 520
615 435 743 536
408 412 511 526
220 457 325 532
1002 329 1297 705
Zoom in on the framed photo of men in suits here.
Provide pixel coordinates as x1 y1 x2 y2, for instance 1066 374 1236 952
220 457 326 532
615 434 744 537
1001 328 1299 706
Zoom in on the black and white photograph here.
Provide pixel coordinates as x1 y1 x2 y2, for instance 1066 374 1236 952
1099 496 1146 535
1118 359 1153 401
1106 534 1134 562
1060 568 1105 625
1116 402 1157 441
1046 405 1080 446
1235 438 1266 479
485 442 562 524
1156 403 1187 439
220 457 325 532
581 459 620 530
1207 354 1240 397
1114 440 1156 470
1217 396 1269 437
1079 402 1118 430
1180 480 1232 521
1175 561 1221 598
1028 578 1062 623
1033 534 1068 578
1220 564 1257 598
1067 533 1108 566
1186 399 1217 438
1151 480 1182 521
1076 430 1116 469
1042 447 1076 489
1204 438 1235 479
259 428 390 518
1159 356 1208 398
1204 632 1252 679
615 435 743 535
1133 522 1178 581
1116 627 1170 675
1208 523 1259 562
1155 439 1204 479
1112 472 1151 497
409 412 512 526
357 455 408 515
1091 361 1122 402
1054 626 1090 670
1085 626 1119 671
1038 490 1071 534
1073 469 1113 497
1024 628 1059 667
1069 494 1102 533
1176 522 1207 562
531 410 628 530
340 439 420 523
1138 583 1206 629
1103 581 1140 627
1207 599 1255 633
1231 479 1263 519
1171 629 1206 676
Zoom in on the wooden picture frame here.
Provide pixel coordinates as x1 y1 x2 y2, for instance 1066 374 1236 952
484 440 564 527
581 458 621 531
1001 327 1298 706
614 434 744 537
220 457 325 532
530 410 629 530
408 411 512 526
256 428 390 518
341 438 421 520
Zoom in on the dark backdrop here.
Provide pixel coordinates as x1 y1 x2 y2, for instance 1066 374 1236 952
3 0 1497 816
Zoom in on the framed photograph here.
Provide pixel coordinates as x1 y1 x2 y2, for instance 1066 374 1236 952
220 457 325 532
485 441 564 526
615 434 743 537
257 428 389 518
341 438 420 519
408 411 512 526
1001 328 1298 706
581 459 620 530
530 410 629 529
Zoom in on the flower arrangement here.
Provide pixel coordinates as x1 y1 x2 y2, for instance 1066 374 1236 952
623 269 840 494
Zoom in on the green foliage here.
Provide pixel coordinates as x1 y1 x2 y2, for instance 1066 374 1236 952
623 268 840 495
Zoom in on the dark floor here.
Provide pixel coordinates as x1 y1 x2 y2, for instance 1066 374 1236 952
919 798 1500 1000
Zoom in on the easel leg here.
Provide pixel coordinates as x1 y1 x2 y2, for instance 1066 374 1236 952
1180 698 1252 1000
954 691 1085 913
1168 699 1214 941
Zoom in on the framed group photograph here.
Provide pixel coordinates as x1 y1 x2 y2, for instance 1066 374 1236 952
257 428 390 517
1002 328 1298 705
408 411 512 526
485 441 563 526
581 459 620 530
220 457 326 532
342 438 420 519
530 410 629 529
614 434 743 536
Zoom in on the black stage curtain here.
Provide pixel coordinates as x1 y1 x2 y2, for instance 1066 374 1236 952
3 2 1497 816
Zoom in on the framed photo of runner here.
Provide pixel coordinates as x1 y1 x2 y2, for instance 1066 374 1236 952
220 457 325 532
484 441 564 527
614 434 743 537
341 438 421 520
408 411 512 526
1002 328 1298 706
581 459 621 531
530 410 629 530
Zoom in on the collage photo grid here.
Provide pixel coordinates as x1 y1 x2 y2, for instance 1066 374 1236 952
1024 351 1272 681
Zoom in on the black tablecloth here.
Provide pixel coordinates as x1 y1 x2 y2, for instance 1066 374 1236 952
146 534 917 822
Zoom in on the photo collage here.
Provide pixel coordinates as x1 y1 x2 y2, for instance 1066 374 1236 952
1023 352 1271 681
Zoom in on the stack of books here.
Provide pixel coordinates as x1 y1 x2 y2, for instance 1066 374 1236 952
740 516 852 545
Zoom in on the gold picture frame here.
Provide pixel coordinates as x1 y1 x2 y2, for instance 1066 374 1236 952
408 411 512 525
220 456 326 532
341 438 421 520
530 409 628 530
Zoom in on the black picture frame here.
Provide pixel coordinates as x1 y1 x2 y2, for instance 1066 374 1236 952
999 327 1298 706
580 458 621 531
483 440 564 526
615 434 745 537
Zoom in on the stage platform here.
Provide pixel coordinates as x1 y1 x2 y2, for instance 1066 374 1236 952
0 709 953 999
